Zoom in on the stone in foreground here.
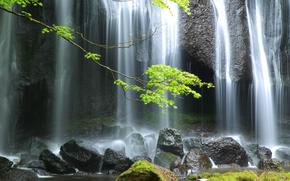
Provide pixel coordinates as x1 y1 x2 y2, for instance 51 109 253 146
39 149 75 174
60 139 102 173
116 160 177 181
202 137 248 166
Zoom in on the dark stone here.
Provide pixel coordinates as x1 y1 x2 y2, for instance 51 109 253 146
0 156 13 173
185 148 212 171
202 137 248 166
60 140 102 173
183 137 202 151
39 149 75 174
27 160 46 170
0 169 38 181
180 0 250 81
102 148 133 173
257 146 272 160
258 158 282 171
180 0 214 69
154 149 181 169
276 147 290 161
132 156 152 163
157 128 184 157
246 144 272 165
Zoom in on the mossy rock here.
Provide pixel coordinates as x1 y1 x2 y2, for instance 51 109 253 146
116 160 178 181
259 172 290 180
188 171 258 181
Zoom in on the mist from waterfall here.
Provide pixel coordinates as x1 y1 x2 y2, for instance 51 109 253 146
0 13 17 152
246 0 278 146
212 0 238 133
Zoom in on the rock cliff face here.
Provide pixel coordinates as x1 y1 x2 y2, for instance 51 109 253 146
180 0 215 69
180 0 250 81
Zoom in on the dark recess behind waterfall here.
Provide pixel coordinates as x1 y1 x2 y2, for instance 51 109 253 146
7 0 216 150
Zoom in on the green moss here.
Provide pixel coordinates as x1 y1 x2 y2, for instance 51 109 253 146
188 171 290 181
116 160 177 181
188 171 257 181
259 172 290 181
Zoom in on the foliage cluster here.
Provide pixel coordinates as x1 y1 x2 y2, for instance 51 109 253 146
115 65 213 109
0 0 42 9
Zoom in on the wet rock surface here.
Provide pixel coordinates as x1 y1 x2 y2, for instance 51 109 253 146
39 149 75 174
180 0 250 80
157 128 184 157
202 137 248 166
258 158 282 171
185 148 212 171
183 137 202 151
0 169 38 181
60 140 102 173
154 149 181 169
0 156 13 173
102 148 133 173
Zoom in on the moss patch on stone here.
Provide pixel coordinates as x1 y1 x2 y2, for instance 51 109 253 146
188 171 258 181
188 171 290 181
116 160 177 181
259 172 290 180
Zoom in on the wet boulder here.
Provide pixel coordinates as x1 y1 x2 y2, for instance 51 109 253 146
154 149 181 169
247 144 272 160
276 147 290 161
202 137 248 166
116 160 178 181
103 148 133 173
0 156 13 173
183 137 202 151
185 148 212 171
27 160 46 170
39 149 75 174
60 140 102 173
125 133 147 157
0 169 38 181
157 128 184 157
258 158 282 171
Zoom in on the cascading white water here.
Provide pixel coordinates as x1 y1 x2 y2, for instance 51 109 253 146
102 0 180 130
212 0 237 132
246 0 277 146
0 13 17 152
53 0 74 143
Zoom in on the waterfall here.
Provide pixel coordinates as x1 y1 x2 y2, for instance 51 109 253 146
246 0 279 146
52 0 75 142
101 0 180 130
0 12 17 152
212 0 238 133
